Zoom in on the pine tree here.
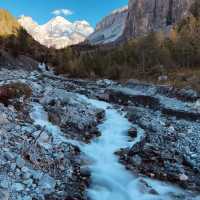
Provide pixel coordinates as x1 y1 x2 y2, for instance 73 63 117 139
17 28 29 53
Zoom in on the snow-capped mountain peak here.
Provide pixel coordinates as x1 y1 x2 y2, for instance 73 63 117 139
73 20 94 36
18 16 38 32
45 16 73 27
18 15 94 49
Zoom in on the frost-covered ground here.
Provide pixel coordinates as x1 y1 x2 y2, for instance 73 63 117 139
0 69 103 199
105 82 200 195
0 68 199 199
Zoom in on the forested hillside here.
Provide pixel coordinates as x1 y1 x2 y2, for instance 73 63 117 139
51 0 200 91
1 1 200 92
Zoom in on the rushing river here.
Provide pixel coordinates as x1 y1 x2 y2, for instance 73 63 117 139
30 95 198 200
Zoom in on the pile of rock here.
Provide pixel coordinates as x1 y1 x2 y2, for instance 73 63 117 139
0 69 107 200
40 89 104 143
0 101 90 200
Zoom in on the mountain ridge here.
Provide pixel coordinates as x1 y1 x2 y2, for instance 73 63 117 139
88 0 195 45
18 15 94 49
87 6 128 45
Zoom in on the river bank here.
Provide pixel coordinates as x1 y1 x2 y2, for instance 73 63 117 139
0 68 199 199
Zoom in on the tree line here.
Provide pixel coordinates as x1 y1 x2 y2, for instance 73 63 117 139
1 0 200 80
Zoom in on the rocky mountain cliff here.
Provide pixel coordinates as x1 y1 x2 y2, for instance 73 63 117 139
88 0 194 45
124 0 194 39
19 16 94 49
88 6 128 45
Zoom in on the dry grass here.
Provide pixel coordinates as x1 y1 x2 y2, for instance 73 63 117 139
120 66 200 92
162 67 200 92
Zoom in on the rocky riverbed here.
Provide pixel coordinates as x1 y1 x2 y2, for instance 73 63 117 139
0 68 199 199
0 69 105 200
105 82 200 193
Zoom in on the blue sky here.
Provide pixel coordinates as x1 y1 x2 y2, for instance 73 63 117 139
0 0 128 27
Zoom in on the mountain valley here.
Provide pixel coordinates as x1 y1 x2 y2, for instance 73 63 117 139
0 0 200 199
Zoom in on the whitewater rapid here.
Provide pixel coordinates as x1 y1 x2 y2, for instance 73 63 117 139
81 97 187 200
30 95 198 200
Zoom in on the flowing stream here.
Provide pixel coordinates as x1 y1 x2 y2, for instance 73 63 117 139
80 97 187 200
30 95 197 200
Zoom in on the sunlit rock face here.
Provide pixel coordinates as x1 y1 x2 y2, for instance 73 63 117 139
88 0 194 45
87 6 128 45
124 0 194 38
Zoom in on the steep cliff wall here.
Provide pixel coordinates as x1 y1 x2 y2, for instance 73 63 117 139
124 0 194 38
88 6 128 45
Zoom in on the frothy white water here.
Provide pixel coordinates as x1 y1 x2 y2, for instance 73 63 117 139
30 102 82 148
80 97 196 200
30 96 199 200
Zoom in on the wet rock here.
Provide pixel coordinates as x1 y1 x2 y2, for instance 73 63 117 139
137 179 159 195
31 170 43 181
131 155 142 166
128 127 137 138
79 166 91 177
96 79 115 87
107 85 200 121
23 179 33 187
111 83 200 192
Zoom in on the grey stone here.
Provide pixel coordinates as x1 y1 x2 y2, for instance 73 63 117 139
4 152 15 161
16 157 25 169
23 179 33 187
131 155 142 166
31 170 43 181
80 166 91 177
0 189 9 200
0 180 9 189
0 113 9 125
12 183 25 192
38 174 56 194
